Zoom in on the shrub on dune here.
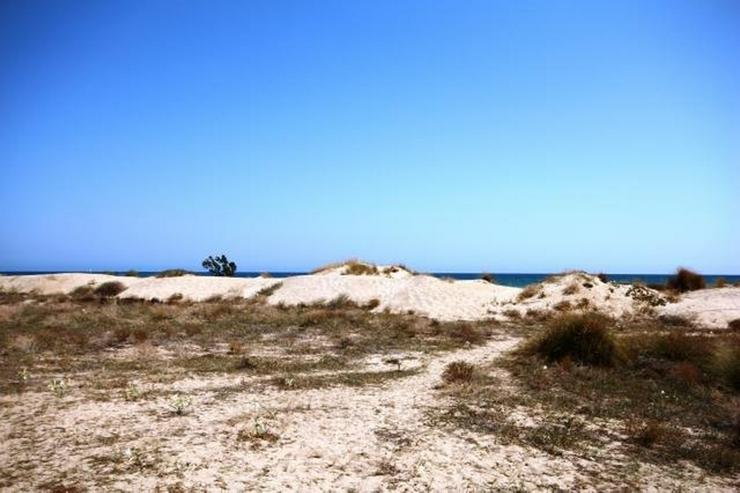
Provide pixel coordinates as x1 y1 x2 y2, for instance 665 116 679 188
526 312 619 366
666 268 706 292
94 281 126 298
157 269 190 278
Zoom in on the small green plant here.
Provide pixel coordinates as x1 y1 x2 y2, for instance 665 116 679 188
168 394 192 415
123 382 144 401
17 367 30 385
48 377 67 397
202 254 237 277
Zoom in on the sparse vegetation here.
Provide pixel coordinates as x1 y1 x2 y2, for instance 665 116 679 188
667 268 706 292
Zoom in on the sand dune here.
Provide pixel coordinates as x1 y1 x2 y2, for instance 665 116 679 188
2 267 739 328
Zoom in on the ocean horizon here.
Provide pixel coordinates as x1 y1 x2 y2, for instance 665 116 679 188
3 271 739 288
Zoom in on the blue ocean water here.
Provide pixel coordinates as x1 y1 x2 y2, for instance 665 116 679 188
3 271 739 288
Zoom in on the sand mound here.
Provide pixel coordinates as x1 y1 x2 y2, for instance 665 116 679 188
118 275 279 302
312 260 415 279
658 287 740 328
269 273 520 320
489 272 664 319
2 270 736 328
0 273 145 295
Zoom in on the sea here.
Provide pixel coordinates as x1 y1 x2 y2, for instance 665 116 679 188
3 271 739 288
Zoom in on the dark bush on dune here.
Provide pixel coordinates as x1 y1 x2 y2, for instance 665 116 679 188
481 273 495 284
94 281 126 298
526 312 619 366
667 268 706 292
157 269 190 278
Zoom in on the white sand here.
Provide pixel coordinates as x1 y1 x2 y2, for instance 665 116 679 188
2 266 738 328
658 286 740 328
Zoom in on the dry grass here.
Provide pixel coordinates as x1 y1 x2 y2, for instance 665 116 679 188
517 284 540 302
441 361 476 384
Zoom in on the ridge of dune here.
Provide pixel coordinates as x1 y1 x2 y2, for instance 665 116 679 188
2 271 739 328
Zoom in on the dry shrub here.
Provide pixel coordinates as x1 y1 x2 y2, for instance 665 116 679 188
526 312 619 366
94 281 126 298
626 419 668 448
728 319 740 331
364 298 381 310
481 273 495 284
553 300 571 311
343 261 379 276
714 345 740 391
325 294 357 309
503 309 521 319
228 340 244 354
517 284 540 302
667 268 706 292
562 283 579 296
167 293 184 304
448 322 486 344
442 361 476 384
658 314 693 327
597 273 609 283
669 362 701 387
715 277 728 288
70 285 96 301
131 328 148 343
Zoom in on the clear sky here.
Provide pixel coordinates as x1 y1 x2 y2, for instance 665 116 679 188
1 1 738 273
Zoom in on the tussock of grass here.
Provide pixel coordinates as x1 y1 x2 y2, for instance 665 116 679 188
94 281 127 298
442 361 476 384
517 284 540 302
524 312 619 366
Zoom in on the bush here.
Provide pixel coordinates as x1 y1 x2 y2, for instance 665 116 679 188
70 285 96 301
344 261 378 276
442 361 476 384
596 273 609 283
157 269 190 278
481 273 495 284
202 255 237 277
715 277 728 288
527 312 619 366
667 268 706 293
517 284 540 302
94 281 126 298
714 346 740 391
729 319 740 331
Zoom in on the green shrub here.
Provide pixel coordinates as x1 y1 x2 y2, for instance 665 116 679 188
527 312 619 366
94 281 126 298
157 269 190 278
667 268 706 292
202 254 237 277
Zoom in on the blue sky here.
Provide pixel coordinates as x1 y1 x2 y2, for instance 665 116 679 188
1 1 738 273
